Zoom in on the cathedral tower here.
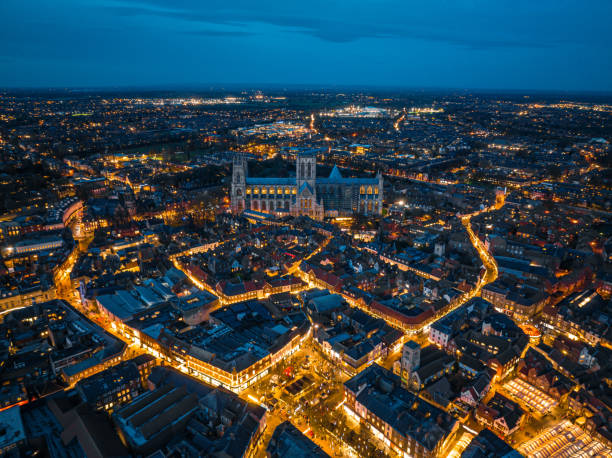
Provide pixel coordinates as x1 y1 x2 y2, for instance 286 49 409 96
231 154 247 213
295 151 317 217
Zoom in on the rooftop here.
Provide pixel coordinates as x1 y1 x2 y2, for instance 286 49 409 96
0 406 26 450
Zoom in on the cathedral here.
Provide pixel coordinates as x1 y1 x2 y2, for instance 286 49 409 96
230 151 383 219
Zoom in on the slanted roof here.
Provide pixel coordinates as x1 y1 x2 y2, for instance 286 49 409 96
328 165 343 181
297 181 314 196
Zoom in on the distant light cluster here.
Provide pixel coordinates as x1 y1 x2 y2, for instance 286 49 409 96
233 120 311 137
320 105 396 118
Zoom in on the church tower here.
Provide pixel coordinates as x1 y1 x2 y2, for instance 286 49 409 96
400 341 420 387
296 151 317 216
296 150 316 189
231 154 247 213
376 171 384 215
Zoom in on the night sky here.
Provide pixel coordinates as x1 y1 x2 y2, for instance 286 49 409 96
1 0 611 91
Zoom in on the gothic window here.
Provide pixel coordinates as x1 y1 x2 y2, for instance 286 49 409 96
360 185 365 194
367 186 373 194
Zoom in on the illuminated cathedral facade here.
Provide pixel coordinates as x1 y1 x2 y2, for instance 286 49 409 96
231 151 383 219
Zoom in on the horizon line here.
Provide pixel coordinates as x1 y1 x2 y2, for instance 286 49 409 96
1 83 612 97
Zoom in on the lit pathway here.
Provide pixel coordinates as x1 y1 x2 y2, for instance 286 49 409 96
327 191 506 333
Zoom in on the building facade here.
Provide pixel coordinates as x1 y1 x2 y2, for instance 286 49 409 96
231 151 383 219
343 364 458 458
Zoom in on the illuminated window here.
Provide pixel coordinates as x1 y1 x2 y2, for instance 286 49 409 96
277 187 282 194
261 187 267 194
246 187 251 194
253 187 259 194
269 187 275 194
367 186 372 194
284 187 290 194
292 188 297 194
360 185 365 194
374 187 379 195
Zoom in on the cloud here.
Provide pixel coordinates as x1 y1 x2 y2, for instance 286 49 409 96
184 29 254 37
94 0 593 49
2 0 611 89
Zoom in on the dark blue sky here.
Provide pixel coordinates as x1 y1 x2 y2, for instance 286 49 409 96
2 0 611 91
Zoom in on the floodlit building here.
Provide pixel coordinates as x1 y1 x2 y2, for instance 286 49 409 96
231 151 383 219
343 364 458 458
114 367 266 457
401 340 421 374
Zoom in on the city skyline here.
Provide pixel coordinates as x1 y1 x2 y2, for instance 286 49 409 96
0 85 610 458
